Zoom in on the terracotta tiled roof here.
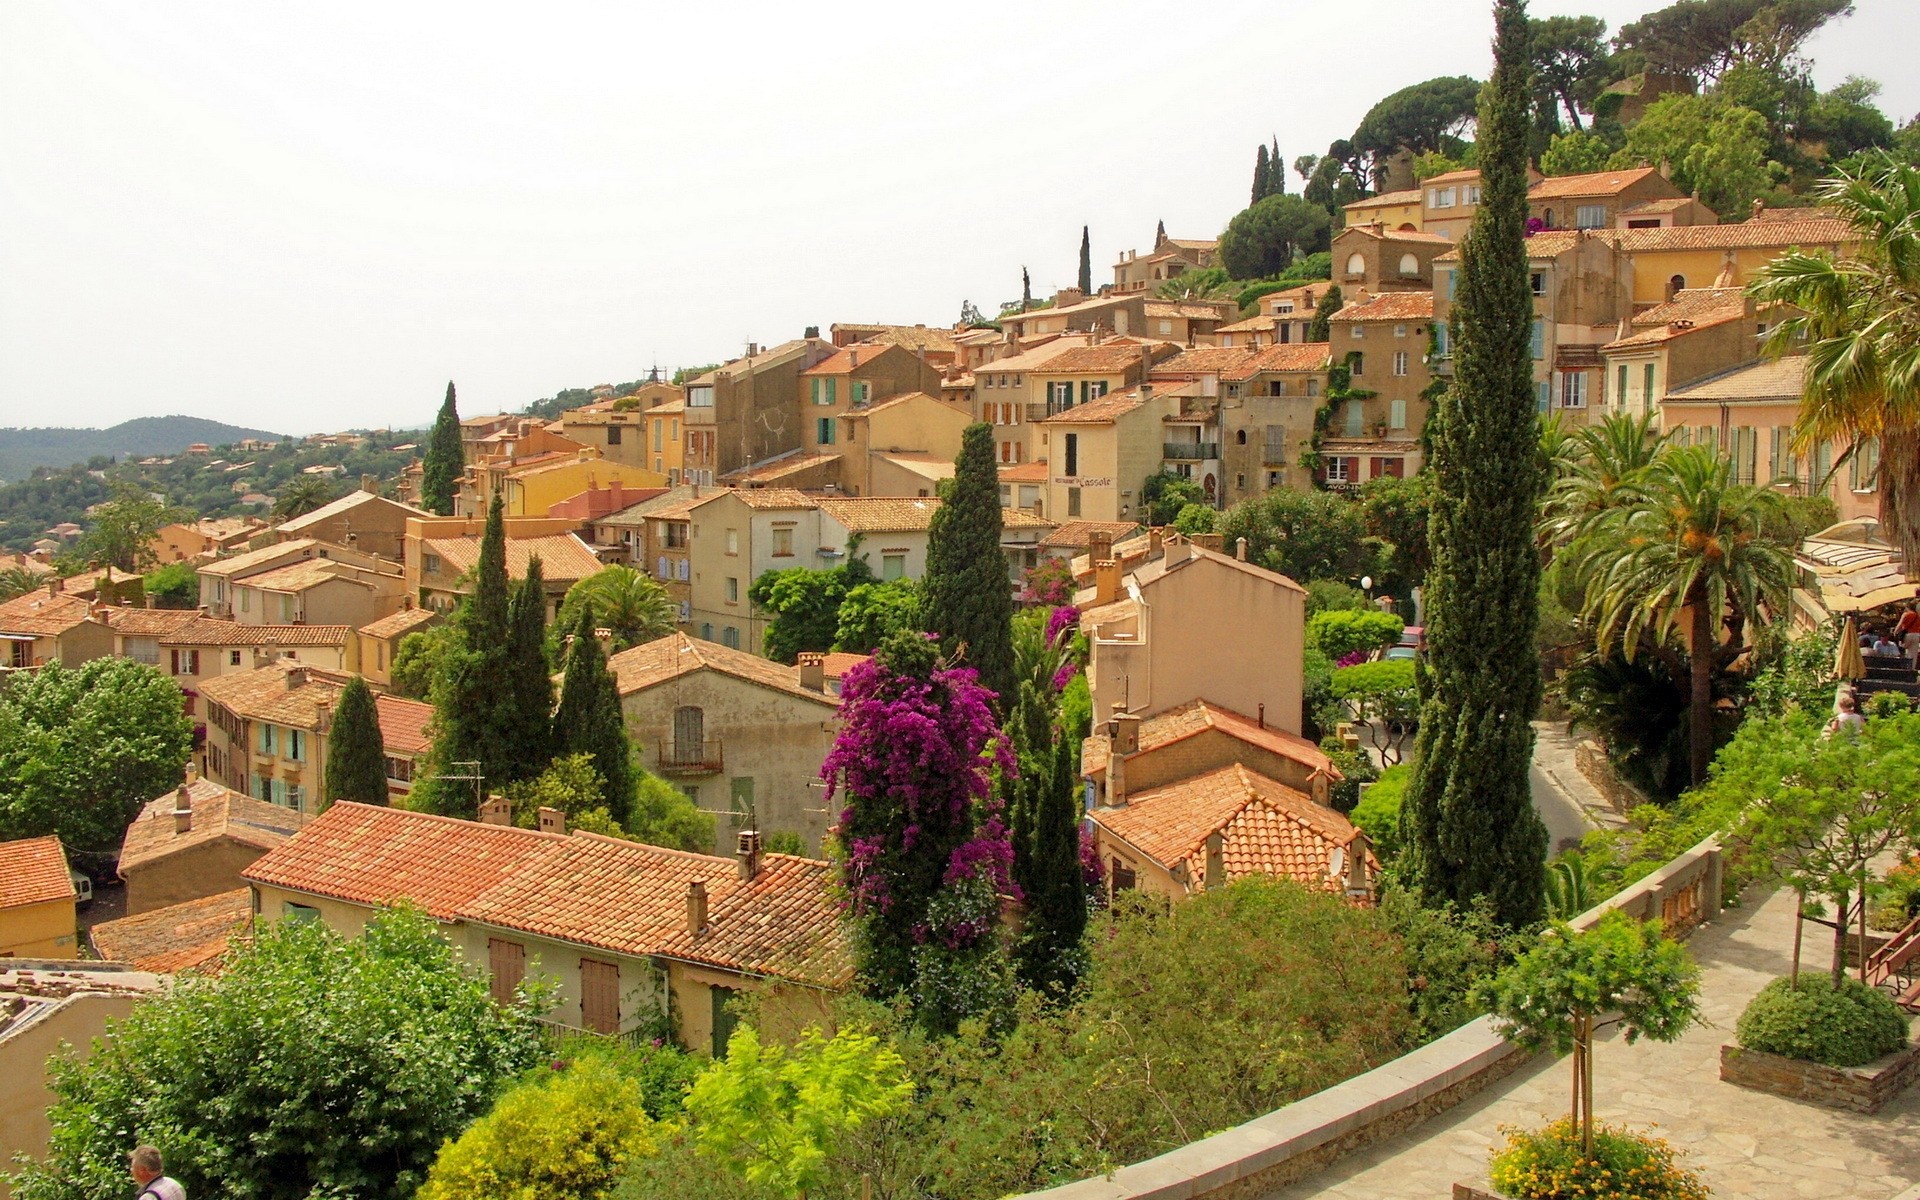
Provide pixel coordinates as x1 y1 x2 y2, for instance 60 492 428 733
1041 386 1154 425
0 836 73 909
1092 764 1367 890
817 497 940 533
104 608 201 637
1213 314 1279 335
274 490 426 533
88 889 251 974
1620 197 1697 215
1343 188 1424 210
819 652 869 680
358 607 439 640
998 461 1051 484
1080 700 1336 782
159 618 352 648
800 344 915 376
1030 342 1172 375
243 803 849 987
606 632 838 707
1529 166 1661 199
375 694 434 756
119 779 308 875
1424 168 1482 185
234 559 367 594
1143 301 1233 320
600 486 706 527
829 323 960 352
693 486 818 511
1664 357 1805 404
1000 508 1055 531
719 452 842 485
686 338 826 387
1151 347 1264 377
422 532 604 584
1340 223 1453 245
1226 343 1334 380
0 591 96 637
1628 288 1748 327
969 337 1091 374
1602 308 1748 350
1261 284 1327 312
645 398 687 414
1435 229 1623 263
197 538 329 578
197 663 346 729
1038 520 1141 550
1617 217 1852 252
1329 292 1435 322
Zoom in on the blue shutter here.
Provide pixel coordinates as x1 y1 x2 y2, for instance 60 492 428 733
1446 270 1456 300
1535 381 1551 413
1433 324 1447 356
1529 320 1544 360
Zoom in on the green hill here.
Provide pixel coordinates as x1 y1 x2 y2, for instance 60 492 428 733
0 416 287 483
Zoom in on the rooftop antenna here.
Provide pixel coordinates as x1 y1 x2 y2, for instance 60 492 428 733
431 760 485 818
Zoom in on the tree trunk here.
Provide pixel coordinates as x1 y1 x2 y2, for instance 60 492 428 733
1881 423 1920 570
1860 863 1872 985
1791 887 1805 986
1833 885 1850 987
1688 599 1714 786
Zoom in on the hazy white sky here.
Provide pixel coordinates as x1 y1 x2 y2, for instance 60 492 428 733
1 1 1911 434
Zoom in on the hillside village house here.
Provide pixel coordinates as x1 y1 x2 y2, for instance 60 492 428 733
1221 343 1333 505
1340 188 1425 232
0 587 114 670
999 461 1051 519
252 488 428 563
1001 289 1234 343
199 662 434 813
148 517 263 564
1330 222 1452 295
594 486 706 627
1111 230 1219 293
223 555 405 630
797 344 946 454
683 338 838 480
827 323 962 364
1041 383 1193 523
1079 534 1308 732
195 538 394 619
403 515 606 621
1321 290 1435 483
560 388 688 481
154 618 356 705
244 802 849 1055
812 391 971 497
971 335 1092 464
1415 164 1695 242
608 633 841 854
0 837 79 958
117 777 307 916
355 606 439 691
1210 285 1330 350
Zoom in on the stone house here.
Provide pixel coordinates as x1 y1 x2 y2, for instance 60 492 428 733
116 777 307 916
0 587 114 671
355 607 439 691
1332 223 1452 295
1321 291 1436 483
1111 230 1219 294
971 335 1091 465
404 515 604 621
683 338 837 480
257 489 429 563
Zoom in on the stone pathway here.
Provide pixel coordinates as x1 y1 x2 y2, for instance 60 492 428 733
1267 887 1920 1199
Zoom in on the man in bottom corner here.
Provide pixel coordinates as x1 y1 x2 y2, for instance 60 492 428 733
130 1146 185 1200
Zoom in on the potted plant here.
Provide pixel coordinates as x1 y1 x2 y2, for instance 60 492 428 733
1469 911 1705 1199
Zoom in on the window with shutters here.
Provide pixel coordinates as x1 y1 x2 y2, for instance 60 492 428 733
580 958 620 1033
657 556 670 580
229 648 243 666
772 527 794 557
606 424 622 445
1576 204 1606 229
673 706 705 761
1529 320 1544 360
725 576 739 602
1349 352 1364 377
1264 425 1287 465
883 553 905 581
722 626 740 649
1558 372 1587 409
1852 437 1880 492
816 417 835 445
1067 487 1082 517
711 985 742 1057
677 559 690 582
488 939 525 1005
1344 400 1364 436
1390 400 1407 429
1063 433 1078 477
1325 457 1354 482
1642 363 1656 405
851 381 870 405
1392 351 1409 376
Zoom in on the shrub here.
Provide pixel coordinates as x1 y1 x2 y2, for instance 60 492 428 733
1308 608 1404 660
417 1057 656 1200
1379 887 1508 1043
1319 735 1377 813
1489 1119 1708 1200
1872 856 1920 931
1352 764 1409 857
1304 578 1368 616
1735 974 1911 1067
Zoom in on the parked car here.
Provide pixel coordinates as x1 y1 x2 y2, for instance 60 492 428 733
70 869 93 907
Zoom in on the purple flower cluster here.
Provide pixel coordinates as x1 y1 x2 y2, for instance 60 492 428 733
1044 604 1080 645
1335 649 1369 668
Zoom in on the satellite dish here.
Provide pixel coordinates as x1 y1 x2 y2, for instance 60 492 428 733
1328 847 1346 879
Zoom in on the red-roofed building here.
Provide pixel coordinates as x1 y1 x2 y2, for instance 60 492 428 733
0 836 78 958
243 802 848 1053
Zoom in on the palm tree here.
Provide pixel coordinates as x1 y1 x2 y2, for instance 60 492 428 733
555 565 675 654
1749 156 1920 564
0 566 44 602
273 475 339 520
1571 445 1794 785
1540 412 1669 547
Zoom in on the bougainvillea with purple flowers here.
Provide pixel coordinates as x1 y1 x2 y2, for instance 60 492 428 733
824 631 1015 1028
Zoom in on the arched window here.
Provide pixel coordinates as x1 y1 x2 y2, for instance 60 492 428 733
1540 209 1555 229
1236 429 1248 445
1345 252 1366 277
1398 253 1420 277
1667 274 1686 300
672 706 705 764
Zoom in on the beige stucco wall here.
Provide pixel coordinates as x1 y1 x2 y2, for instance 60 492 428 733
125 842 272 917
0 900 78 959
668 959 835 1058
0 990 141 1196
619 671 839 853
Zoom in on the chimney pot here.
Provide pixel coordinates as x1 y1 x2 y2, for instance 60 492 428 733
537 806 566 835
687 879 708 936
1093 558 1123 607
172 783 193 834
479 795 514 826
1236 536 1248 561
797 652 826 692
736 828 763 880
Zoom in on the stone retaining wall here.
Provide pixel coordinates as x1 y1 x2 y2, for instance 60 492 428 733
1571 737 1652 819
1013 837 1725 1200
1720 1033 1920 1114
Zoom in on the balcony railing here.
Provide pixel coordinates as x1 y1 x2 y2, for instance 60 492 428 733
1025 402 1049 423
1162 442 1220 461
657 737 723 776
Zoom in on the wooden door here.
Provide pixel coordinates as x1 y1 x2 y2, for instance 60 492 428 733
488 938 525 1005
580 958 620 1033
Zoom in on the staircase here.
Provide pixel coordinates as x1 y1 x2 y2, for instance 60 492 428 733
1864 911 1920 1012
1858 652 1920 703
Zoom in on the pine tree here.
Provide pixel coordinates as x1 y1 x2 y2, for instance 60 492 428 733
1077 226 1092 295
553 607 637 827
501 558 555 782
421 381 463 517
1155 219 1167 246
1307 285 1344 342
323 675 387 807
1254 143 1271 206
923 424 1016 708
1399 0 1549 930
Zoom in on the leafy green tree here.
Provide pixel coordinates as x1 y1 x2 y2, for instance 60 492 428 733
1359 471 1433 592
1616 0 1851 86
76 484 184 572
324 675 388 807
0 658 191 853
833 579 919 653
1219 486 1374 584
923 424 1016 707
686 1026 913 1200
1568 445 1793 785
1308 609 1405 660
1173 502 1216 535
1610 93 1776 216
502 559 556 779
1540 128 1612 175
1307 284 1343 342
420 381 463 517
1751 156 1920 567
1139 470 1206 525
142 561 199 609
1529 14 1614 131
1401 0 1551 930
390 624 453 701
1706 711 1920 984
552 565 676 658
750 556 872 664
419 1056 656 1200
1352 76 1483 169
1480 912 1701 1155
10 908 549 1200
1077 225 1092 295
1218 194 1333 280
502 751 610 828
1159 266 1233 301
271 475 338 520
1805 75 1895 164
1332 659 1419 764
629 774 715 853
554 607 637 826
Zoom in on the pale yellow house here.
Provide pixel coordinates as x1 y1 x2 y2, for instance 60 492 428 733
258 490 428 564
1040 383 1184 524
227 557 406 630
0 837 78 958
404 516 605 621
1340 188 1424 232
1619 215 1852 308
971 335 1091 465
685 488 821 653
244 802 849 1056
356 607 439 691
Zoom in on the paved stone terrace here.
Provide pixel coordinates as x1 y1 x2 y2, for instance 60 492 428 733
1269 887 1920 1199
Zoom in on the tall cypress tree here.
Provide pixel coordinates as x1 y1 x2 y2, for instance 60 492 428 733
1307 285 1343 343
324 675 387 807
1077 226 1092 295
1021 266 1032 312
417 493 514 815
1271 136 1283 195
1018 729 1086 996
1400 0 1549 929
923 423 1016 708
421 381 463 517
501 557 555 782
554 606 637 827
1253 143 1271 205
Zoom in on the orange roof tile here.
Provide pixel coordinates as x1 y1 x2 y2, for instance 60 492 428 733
800 343 913 376
1628 288 1747 327
1081 700 1336 782
233 559 368 594
1617 217 1853 252
1151 347 1264 378
196 538 330 579
358 607 439 640
1030 342 1172 375
1226 343 1334 380
819 652 869 679
998 461 1051 484
105 608 202 637
1039 520 1143 550
719 452 843 485
1528 166 1661 200
1602 307 1749 350
197 663 349 729
0 592 96 637
1663 356 1805 403
160 618 352 648
0 836 73 909
1142 301 1234 320
119 780 308 875
376 694 434 756
600 485 706 527
969 337 1092 374
817 496 940 533
422 532 605 584
88 889 251 974
1330 292 1435 322
652 854 851 986
1343 188 1424 210
693 487 817 511
607 632 838 707
1041 386 1155 425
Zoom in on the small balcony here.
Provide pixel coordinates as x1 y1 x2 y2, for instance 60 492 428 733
657 738 723 776
1025 402 1049 423
1162 442 1220 461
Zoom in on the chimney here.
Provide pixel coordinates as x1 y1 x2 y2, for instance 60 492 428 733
1204 831 1225 891
1236 536 1248 561
1140 382 1154 400
1089 529 1115 562
1147 527 1163 561
537 806 566 835
171 783 193 834
1093 557 1122 607
609 477 623 510
797 652 826 692
284 665 309 690
848 348 860 370
1192 533 1225 554
736 828 763 881
687 880 709 936
361 474 375 494
1110 703 1142 756
47 578 61 597
478 795 513 826
1344 830 1374 901
1163 533 1193 565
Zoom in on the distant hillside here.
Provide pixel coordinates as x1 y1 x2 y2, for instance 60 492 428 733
0 416 287 483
